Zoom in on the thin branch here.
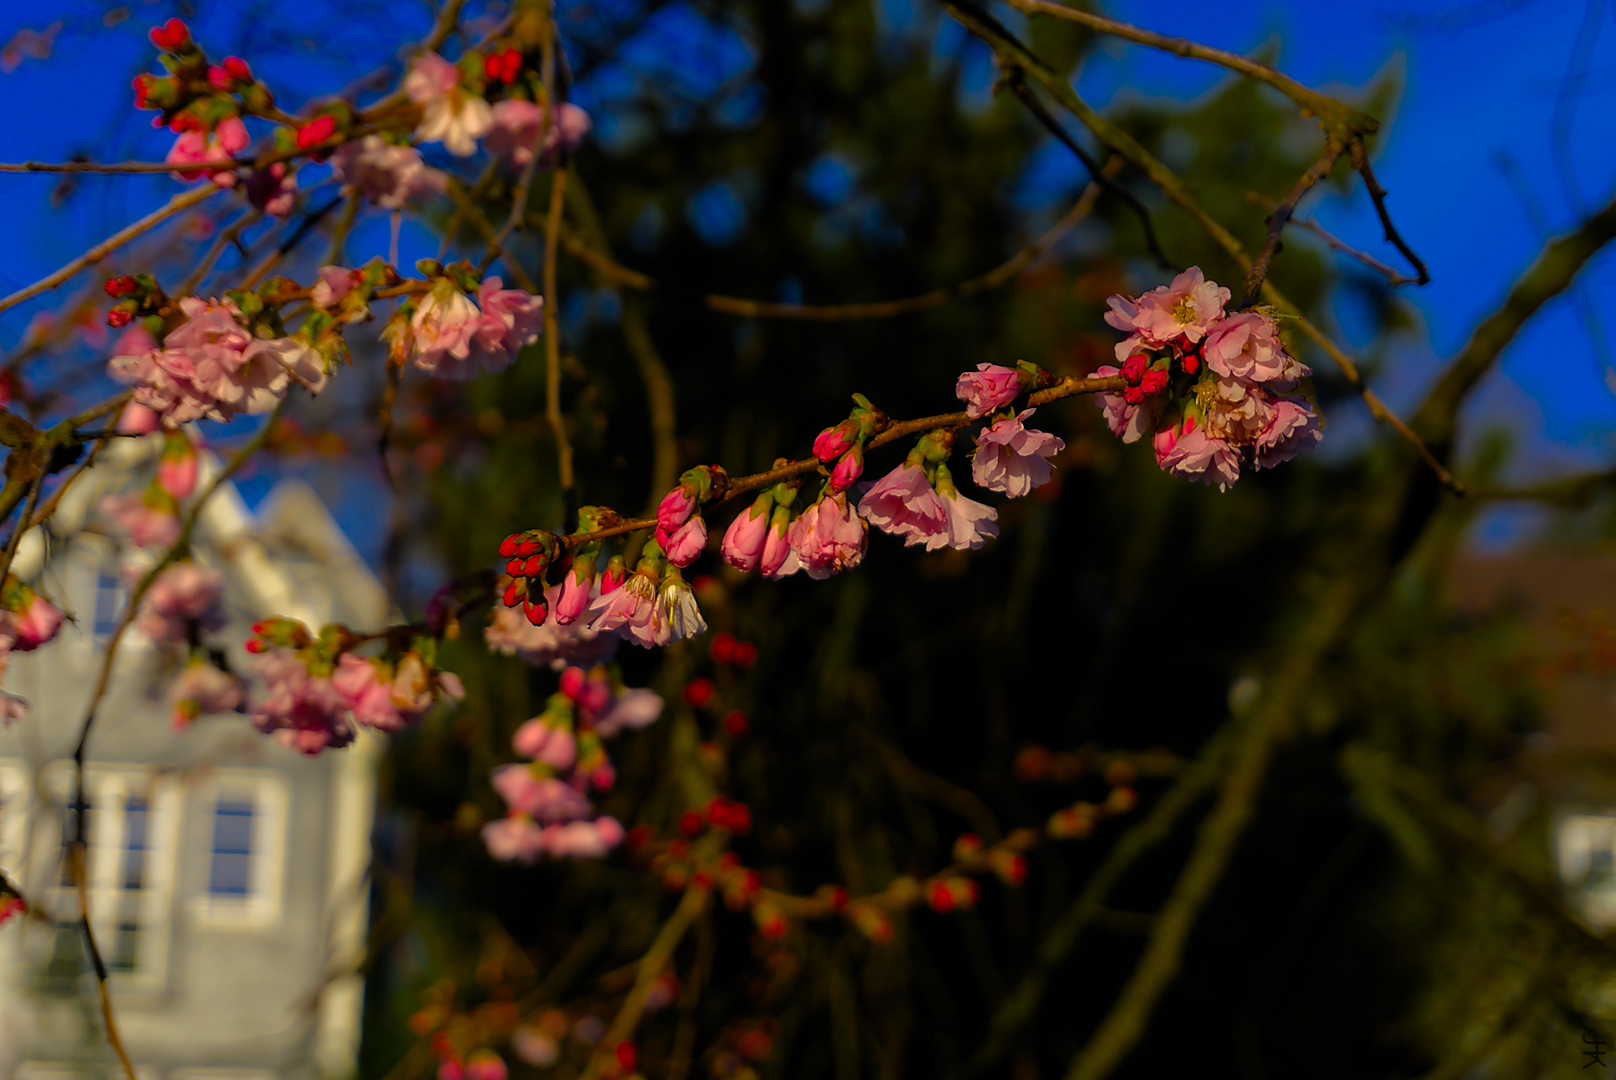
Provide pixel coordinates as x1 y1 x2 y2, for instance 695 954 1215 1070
1240 143 1344 306
1347 141 1431 286
1007 75 1172 269
0 470 45 583
558 374 1125 549
0 185 223 318
543 168 575 521
579 885 709 1080
1001 0 1380 142
1243 191 1419 286
71 841 137 1080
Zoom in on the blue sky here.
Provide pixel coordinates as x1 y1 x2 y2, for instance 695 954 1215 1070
0 0 1609 554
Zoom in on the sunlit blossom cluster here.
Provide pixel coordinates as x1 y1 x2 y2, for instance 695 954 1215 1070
1090 267 1321 488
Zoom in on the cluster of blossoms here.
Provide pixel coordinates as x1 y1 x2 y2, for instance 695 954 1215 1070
483 664 662 861
391 270 544 381
108 292 327 426
404 49 591 163
246 618 464 755
1090 267 1320 488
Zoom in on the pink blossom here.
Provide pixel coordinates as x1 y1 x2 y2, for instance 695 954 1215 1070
654 574 707 646
829 447 863 492
117 402 162 435
586 569 659 647
934 469 999 551
12 595 62 650
1158 422 1241 489
722 497 771 572
1202 311 1291 383
511 1029 559 1067
661 514 706 568
166 116 248 186
332 654 408 731
329 136 448 209
483 815 548 862
405 52 493 156
464 1050 507 1080
472 277 543 370
311 266 358 310
972 408 1065 497
157 437 198 499
486 586 616 670
858 462 948 547
410 288 480 376
249 649 354 755
1127 267 1230 346
787 494 867 579
168 660 244 728
486 100 592 168
593 689 663 738
101 492 181 549
512 719 577 769
1254 398 1321 469
956 364 1022 419
136 562 224 644
813 420 858 462
491 766 591 822
546 817 624 858
1088 366 1148 444
245 162 296 217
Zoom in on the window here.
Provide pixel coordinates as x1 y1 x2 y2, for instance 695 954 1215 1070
193 771 288 929
209 799 255 897
92 562 123 641
20 765 183 994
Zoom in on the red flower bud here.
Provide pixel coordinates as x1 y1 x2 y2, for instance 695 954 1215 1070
499 534 520 558
223 56 252 81
148 18 190 52
244 638 267 654
683 678 714 708
515 536 543 557
826 886 849 912
106 309 133 328
614 1043 637 1073
1180 352 1200 375
1122 385 1144 406
709 631 737 664
521 554 545 576
502 582 522 607
1121 353 1150 385
928 880 955 913
723 710 749 737
504 559 524 577
296 115 337 150
207 66 232 92
678 810 704 838
626 824 651 850
1138 369 1169 397
732 642 758 667
521 598 548 625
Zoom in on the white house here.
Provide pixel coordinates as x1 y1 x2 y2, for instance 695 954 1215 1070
0 434 387 1080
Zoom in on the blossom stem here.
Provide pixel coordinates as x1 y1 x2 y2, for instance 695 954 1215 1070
1240 142 1345 307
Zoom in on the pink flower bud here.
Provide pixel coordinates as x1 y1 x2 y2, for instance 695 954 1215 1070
661 514 706 568
554 564 593 625
813 419 858 463
600 556 627 594
759 506 798 578
117 401 161 435
157 435 198 499
559 666 585 700
1139 368 1169 397
14 595 63 650
829 445 864 492
721 496 772 572
656 486 695 534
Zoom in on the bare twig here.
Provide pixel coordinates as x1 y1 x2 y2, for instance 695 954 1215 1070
1347 141 1431 286
543 167 574 520
71 840 137 1080
1241 143 1344 306
1243 191 1419 286
0 185 223 317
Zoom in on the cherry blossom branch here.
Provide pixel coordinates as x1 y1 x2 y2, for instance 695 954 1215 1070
544 168 575 511
1347 140 1431 287
1243 191 1421 287
0 470 45 584
531 171 1111 319
942 1 1462 493
578 884 710 1080
1240 142 1344 307
557 374 1126 549
70 843 138 1080
0 184 223 317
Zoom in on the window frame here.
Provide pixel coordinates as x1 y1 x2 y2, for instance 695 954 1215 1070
190 768 289 931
